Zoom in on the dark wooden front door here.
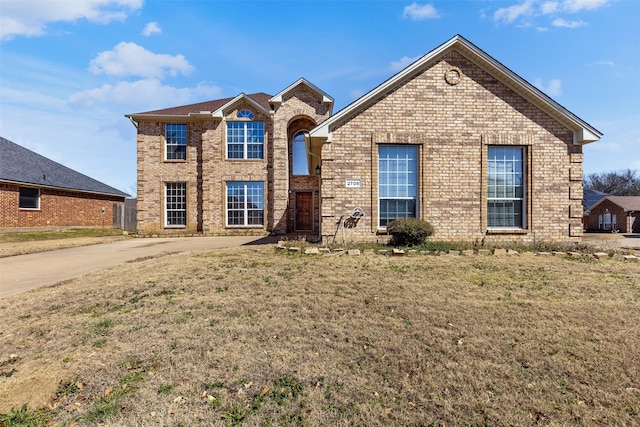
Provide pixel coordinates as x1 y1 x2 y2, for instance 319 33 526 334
295 192 313 231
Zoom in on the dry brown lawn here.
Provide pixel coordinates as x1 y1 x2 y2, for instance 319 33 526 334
1 246 639 426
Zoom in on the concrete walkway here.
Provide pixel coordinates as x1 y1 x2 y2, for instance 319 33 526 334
0 236 263 298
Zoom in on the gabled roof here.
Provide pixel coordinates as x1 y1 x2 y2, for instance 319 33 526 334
589 196 640 213
583 188 609 213
269 78 334 110
126 92 272 120
0 137 128 198
310 35 602 145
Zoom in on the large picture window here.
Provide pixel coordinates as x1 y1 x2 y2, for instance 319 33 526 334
227 110 264 159
19 187 40 209
165 182 186 226
227 182 264 226
487 146 526 228
165 123 187 160
378 145 418 228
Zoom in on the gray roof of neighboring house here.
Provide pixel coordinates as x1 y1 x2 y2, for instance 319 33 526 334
0 136 128 198
600 196 640 212
583 188 609 213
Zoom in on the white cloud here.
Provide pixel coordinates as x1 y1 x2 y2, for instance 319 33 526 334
537 26 550 32
67 79 222 112
540 1 560 14
533 78 562 96
493 0 535 24
402 3 441 21
389 55 421 72
0 0 143 40
563 0 610 13
142 21 161 36
89 42 194 79
552 18 587 28
595 60 615 66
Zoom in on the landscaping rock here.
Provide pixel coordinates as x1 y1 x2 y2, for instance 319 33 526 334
393 248 405 256
408 250 418 256
477 249 491 256
552 251 567 257
507 249 519 256
448 250 460 256
378 250 388 256
592 252 610 259
493 248 507 256
319 247 331 254
568 252 582 257
347 249 361 256
461 250 474 256
623 255 638 262
535 252 551 256
288 247 301 252
305 247 320 255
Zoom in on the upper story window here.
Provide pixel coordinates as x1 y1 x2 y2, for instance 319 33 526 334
227 110 264 159
165 123 187 160
19 187 40 209
292 132 309 175
487 146 526 229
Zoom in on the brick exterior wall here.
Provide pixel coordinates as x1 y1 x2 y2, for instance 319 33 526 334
586 199 639 233
0 183 123 228
319 51 583 244
135 85 331 236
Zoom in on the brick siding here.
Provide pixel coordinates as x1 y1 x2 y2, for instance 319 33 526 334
0 183 123 228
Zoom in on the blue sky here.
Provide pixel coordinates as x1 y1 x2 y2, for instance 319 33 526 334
1 0 638 195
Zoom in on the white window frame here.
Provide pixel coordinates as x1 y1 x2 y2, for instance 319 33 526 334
165 182 186 227
226 181 264 227
226 110 264 160
165 123 187 161
603 211 612 230
378 145 418 229
487 146 527 229
19 187 40 210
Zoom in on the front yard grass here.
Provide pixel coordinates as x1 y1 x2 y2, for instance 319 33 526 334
0 246 638 426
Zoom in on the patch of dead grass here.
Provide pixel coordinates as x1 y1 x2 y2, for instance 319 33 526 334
0 247 639 426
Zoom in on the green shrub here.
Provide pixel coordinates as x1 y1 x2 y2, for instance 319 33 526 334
387 218 434 246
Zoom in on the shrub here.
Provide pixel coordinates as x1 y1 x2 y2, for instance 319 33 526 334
387 218 434 246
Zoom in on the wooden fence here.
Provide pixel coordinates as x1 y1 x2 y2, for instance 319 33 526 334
113 199 137 232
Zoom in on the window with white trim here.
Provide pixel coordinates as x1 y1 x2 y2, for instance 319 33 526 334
487 146 526 229
292 132 309 175
226 182 264 226
378 145 418 228
165 182 186 226
603 211 612 230
165 123 187 160
227 110 264 159
19 187 40 209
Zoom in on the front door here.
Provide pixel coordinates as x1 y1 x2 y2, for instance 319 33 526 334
295 191 313 231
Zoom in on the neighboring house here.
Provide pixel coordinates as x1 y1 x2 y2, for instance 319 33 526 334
0 137 128 229
586 196 640 233
126 35 602 243
582 188 609 231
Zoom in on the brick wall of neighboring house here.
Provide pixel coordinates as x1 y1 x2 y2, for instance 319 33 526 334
320 51 583 244
586 199 629 233
0 183 123 228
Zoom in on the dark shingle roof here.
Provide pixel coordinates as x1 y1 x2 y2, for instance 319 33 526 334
136 92 273 116
583 188 608 213
0 137 128 198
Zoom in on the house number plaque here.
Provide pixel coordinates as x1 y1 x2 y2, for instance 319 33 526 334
345 179 362 188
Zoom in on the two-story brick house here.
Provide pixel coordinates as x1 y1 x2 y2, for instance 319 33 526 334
127 35 602 243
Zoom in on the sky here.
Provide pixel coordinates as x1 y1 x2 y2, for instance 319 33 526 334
1 0 639 196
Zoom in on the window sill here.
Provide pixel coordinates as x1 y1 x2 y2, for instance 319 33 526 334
164 225 186 228
225 158 265 161
486 229 528 235
163 160 187 163
19 208 40 211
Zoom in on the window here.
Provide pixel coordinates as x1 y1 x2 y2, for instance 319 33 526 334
227 110 264 159
19 187 39 209
487 146 526 228
165 123 187 160
378 145 418 228
603 211 612 230
165 182 186 226
292 132 309 175
227 182 264 226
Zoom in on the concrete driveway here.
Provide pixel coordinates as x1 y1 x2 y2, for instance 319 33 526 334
0 236 264 298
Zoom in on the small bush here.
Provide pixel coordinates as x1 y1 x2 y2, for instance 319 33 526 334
387 218 434 246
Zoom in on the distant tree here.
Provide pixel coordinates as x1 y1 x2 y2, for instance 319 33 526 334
583 169 640 196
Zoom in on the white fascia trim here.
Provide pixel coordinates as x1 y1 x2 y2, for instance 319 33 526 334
212 93 270 118
270 78 335 107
